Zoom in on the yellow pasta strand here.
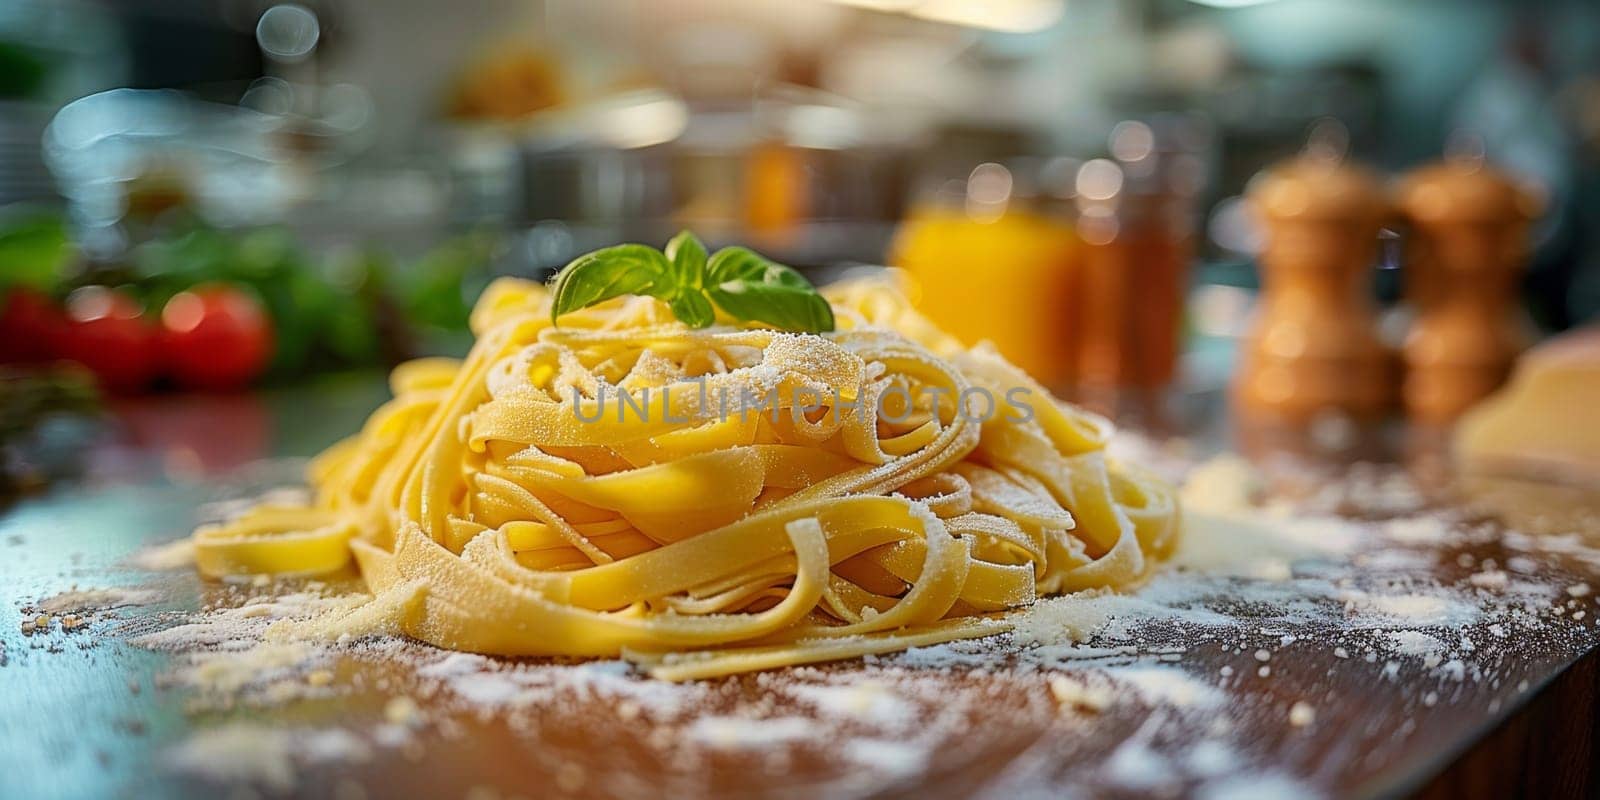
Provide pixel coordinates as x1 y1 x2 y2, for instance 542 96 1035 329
192 274 1180 679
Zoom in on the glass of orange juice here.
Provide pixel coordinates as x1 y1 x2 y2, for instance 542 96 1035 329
889 162 1081 390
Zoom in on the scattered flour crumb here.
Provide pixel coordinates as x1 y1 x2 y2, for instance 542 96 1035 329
384 696 423 726
1105 739 1174 791
1470 571 1509 591
166 723 373 791
842 739 928 777
165 724 295 791
1198 773 1320 800
1106 667 1221 710
1184 739 1239 777
1343 592 1475 627
1386 631 1445 659
131 538 196 571
687 716 817 748
1288 701 1316 727
788 682 913 728
178 642 314 695
1383 516 1454 546
1049 675 1113 712
1179 454 1261 514
37 587 160 615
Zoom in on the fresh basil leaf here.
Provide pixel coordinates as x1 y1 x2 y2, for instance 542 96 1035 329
549 244 672 324
668 290 715 329
705 247 835 333
664 230 707 290
546 235 835 334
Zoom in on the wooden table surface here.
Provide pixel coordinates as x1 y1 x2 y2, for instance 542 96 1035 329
3 376 1599 800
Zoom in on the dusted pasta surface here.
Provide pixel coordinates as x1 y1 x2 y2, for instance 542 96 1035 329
191 276 1179 679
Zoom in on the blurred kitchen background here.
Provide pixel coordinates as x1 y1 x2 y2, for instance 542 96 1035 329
2 0 1599 483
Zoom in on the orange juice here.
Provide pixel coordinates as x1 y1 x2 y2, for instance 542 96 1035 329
889 203 1080 388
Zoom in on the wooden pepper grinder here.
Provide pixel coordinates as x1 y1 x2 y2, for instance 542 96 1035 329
1397 155 1540 424
1233 151 1390 423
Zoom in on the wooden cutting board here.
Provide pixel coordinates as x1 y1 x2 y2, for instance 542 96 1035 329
4 378 1598 800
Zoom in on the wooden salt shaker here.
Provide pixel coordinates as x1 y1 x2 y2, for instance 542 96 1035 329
1233 153 1390 423
1397 156 1540 424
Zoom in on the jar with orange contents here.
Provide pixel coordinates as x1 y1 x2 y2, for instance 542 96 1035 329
889 162 1081 390
1073 119 1205 412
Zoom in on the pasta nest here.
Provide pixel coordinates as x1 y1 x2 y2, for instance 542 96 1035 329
193 276 1179 679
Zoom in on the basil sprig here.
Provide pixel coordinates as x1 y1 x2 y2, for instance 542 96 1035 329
549 232 835 333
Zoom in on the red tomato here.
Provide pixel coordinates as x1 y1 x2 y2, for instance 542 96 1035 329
0 287 66 364
57 286 160 394
160 284 274 391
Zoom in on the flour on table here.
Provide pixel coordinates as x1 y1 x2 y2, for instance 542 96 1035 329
35 586 160 615
113 447 1600 799
129 537 196 570
165 722 375 791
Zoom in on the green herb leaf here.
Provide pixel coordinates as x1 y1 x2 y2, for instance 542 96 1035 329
668 291 715 329
705 247 835 333
664 230 708 290
549 244 672 325
548 234 833 333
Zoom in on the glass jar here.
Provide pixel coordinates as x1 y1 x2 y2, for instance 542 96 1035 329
889 161 1081 389
1074 119 1204 403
